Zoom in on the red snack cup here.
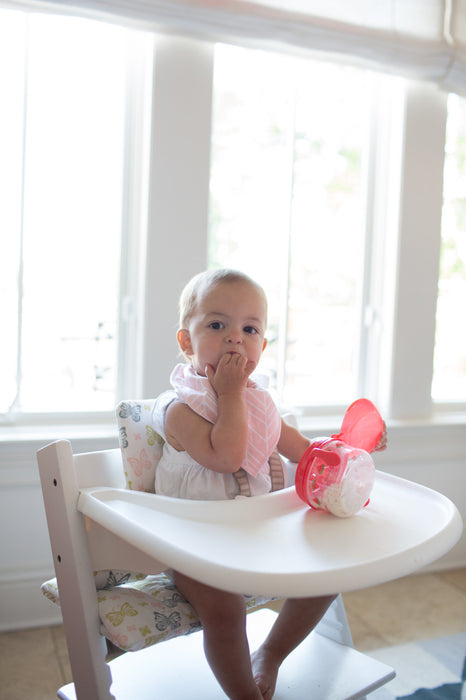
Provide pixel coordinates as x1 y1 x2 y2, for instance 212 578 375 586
295 399 383 517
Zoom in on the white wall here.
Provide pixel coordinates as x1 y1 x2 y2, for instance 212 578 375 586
368 421 466 572
0 432 118 631
0 418 464 632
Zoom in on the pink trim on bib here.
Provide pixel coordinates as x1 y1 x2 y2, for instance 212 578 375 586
170 363 281 478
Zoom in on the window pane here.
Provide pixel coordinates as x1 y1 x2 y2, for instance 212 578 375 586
2 11 129 413
209 44 372 407
433 94 466 403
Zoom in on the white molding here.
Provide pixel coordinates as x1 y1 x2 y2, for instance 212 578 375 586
0 561 54 584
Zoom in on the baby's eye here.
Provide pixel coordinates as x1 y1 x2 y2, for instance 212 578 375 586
209 321 224 330
244 326 258 335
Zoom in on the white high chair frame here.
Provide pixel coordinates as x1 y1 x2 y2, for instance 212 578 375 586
37 438 462 700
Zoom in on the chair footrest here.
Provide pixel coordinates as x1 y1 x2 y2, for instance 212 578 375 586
58 609 395 700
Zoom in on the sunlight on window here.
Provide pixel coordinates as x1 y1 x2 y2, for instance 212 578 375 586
0 10 25 413
433 94 466 403
209 44 373 407
1 11 127 414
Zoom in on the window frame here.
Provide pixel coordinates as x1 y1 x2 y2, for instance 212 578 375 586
2 28 465 438
0 11 154 426
139 40 463 422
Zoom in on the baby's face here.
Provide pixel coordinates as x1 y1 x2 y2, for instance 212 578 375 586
179 280 267 376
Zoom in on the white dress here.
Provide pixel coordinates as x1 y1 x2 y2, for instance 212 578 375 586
152 390 274 500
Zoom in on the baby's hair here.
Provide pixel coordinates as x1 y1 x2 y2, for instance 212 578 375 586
179 268 267 329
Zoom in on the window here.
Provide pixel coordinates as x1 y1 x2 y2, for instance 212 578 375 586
208 43 401 410
0 10 152 418
2 23 464 428
433 93 466 403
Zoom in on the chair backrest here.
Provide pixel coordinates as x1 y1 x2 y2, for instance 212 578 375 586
116 399 163 493
116 398 290 495
74 448 126 489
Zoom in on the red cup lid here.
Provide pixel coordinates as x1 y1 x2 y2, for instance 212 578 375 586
332 398 384 453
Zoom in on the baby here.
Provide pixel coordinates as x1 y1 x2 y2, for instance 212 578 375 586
153 268 385 699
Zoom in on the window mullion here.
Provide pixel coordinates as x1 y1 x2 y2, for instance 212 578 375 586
389 82 448 420
276 86 298 403
141 37 215 398
358 77 404 408
117 32 154 402
356 77 377 401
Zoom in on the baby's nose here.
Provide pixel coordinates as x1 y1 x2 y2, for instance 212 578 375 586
226 330 242 343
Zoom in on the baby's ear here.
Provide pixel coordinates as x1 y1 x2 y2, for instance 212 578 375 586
262 338 268 353
177 329 193 356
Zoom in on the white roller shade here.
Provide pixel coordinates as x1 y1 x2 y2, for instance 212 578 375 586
3 0 466 94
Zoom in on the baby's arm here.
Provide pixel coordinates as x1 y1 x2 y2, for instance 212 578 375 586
165 353 255 474
277 419 310 463
277 417 388 463
373 421 387 451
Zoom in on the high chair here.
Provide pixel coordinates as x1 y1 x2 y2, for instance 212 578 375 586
38 400 462 700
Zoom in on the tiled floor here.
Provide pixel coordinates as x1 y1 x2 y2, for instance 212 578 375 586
1 569 465 700
343 567 466 652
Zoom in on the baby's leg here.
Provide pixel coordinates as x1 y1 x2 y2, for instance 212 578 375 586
252 594 337 700
174 571 262 700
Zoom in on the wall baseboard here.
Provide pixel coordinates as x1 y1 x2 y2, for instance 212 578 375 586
0 576 63 632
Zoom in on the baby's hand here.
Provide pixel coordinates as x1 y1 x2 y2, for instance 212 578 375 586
206 353 255 397
373 421 388 452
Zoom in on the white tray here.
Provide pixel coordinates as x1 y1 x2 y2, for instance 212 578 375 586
78 471 462 597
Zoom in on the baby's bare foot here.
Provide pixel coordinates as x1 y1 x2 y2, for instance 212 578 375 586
251 647 280 700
